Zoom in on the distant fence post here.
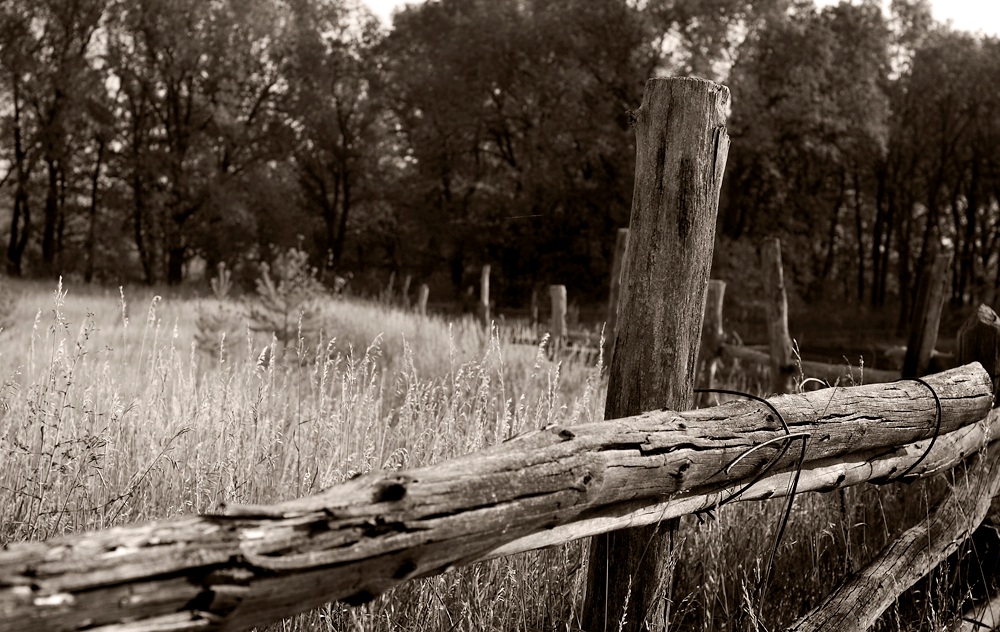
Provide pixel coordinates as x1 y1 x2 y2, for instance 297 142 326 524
903 251 952 377
762 237 796 394
385 271 395 299
401 274 412 307
549 285 567 346
479 264 491 328
582 77 731 632
603 227 629 368
416 284 429 316
698 279 726 405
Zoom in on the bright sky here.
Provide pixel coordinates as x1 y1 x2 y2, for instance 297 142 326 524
816 0 1000 37
364 0 1000 37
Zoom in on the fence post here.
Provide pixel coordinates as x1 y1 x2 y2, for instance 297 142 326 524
603 227 629 368
958 304 1000 396
479 264 491 328
582 77 731 632
401 273 412 307
903 251 952 377
549 284 567 346
698 279 726 405
385 271 395 298
762 237 796 394
416 284 429 316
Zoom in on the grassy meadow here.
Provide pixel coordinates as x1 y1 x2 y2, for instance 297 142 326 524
0 278 988 631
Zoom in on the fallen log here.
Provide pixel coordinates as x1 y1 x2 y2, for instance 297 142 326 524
722 344 900 385
789 439 1000 632
0 364 992 632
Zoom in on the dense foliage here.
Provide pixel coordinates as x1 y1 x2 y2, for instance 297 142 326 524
1 0 998 319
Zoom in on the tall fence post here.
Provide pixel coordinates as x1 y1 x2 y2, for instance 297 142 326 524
762 237 796 394
582 77 731 632
416 283 429 316
698 279 726 405
549 284 567 348
903 251 952 377
479 264 491 328
603 227 629 368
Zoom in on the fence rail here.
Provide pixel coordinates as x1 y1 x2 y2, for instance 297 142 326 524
0 363 993 632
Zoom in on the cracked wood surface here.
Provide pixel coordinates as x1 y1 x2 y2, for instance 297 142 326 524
0 363 992 632
486 407 1000 561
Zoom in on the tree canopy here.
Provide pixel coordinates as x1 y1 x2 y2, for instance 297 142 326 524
1 0 998 318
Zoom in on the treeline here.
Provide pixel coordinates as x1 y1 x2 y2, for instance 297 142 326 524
720 0 1000 325
1 0 998 318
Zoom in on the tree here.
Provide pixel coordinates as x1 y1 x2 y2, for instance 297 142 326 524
720 1 890 302
383 0 655 302
105 0 289 284
282 0 389 275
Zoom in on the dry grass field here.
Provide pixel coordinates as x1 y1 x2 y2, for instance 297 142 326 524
0 279 989 631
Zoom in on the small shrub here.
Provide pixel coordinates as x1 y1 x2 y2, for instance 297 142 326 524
0 275 19 332
246 247 325 346
210 262 233 300
193 301 239 359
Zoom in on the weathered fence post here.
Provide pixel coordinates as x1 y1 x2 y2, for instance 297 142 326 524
698 279 726 405
401 273 412 307
958 304 1000 397
549 285 567 350
416 283 429 316
762 237 796 394
602 227 629 368
479 264 491 327
903 250 952 377
582 77 730 632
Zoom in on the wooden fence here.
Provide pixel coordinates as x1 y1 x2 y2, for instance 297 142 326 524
4 77 1000 632
1 362 995 632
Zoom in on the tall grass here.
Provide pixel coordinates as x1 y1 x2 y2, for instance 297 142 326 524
0 281 985 631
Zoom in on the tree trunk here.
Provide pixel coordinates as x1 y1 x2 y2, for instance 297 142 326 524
333 168 351 269
167 246 186 285
42 157 59 273
8 184 30 276
7 76 31 276
132 171 154 284
853 169 866 303
897 192 915 333
813 169 846 300
85 136 106 283
870 164 886 307
582 77 731 632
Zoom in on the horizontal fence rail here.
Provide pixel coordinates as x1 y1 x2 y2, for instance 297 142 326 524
0 363 994 632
